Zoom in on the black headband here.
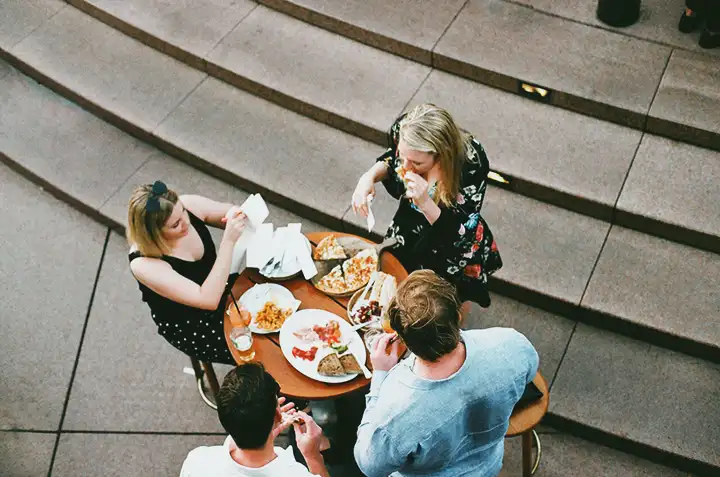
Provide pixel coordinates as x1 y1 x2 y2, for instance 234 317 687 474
145 180 168 212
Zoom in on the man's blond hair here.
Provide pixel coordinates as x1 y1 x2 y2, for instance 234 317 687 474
387 270 461 362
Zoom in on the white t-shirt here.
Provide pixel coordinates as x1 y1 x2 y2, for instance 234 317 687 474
180 436 319 477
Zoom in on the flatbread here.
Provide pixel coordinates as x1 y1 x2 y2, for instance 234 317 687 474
313 234 347 260
343 248 378 291
317 353 345 376
316 265 348 294
339 354 362 374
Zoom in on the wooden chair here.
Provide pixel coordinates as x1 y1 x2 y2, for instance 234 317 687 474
505 372 550 476
190 357 220 410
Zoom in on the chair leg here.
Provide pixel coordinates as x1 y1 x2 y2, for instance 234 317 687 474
202 361 220 398
189 357 218 410
521 429 542 476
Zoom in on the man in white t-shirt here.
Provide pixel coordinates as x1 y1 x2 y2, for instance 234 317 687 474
180 363 330 477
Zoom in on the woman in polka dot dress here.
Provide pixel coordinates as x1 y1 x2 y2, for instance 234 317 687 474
127 181 247 365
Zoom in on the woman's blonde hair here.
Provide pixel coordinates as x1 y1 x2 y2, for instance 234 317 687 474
126 183 179 257
399 104 471 207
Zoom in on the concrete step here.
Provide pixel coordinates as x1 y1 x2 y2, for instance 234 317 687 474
4 2 719 255
547 324 720 475
246 0 720 151
0 4 718 361
1 60 717 476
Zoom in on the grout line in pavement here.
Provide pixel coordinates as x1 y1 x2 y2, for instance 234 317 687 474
430 0 470 53
46 227 111 477
548 321 578 394
206 4 260 57
59 430 228 436
8 4 66 50
97 151 154 211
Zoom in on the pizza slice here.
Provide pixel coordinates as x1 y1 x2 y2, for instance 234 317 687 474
316 264 350 294
343 248 378 291
313 234 347 260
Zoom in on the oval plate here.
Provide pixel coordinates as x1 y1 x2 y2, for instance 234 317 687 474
279 309 367 384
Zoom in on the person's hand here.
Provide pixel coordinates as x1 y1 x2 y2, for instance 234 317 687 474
405 172 431 207
222 212 246 244
271 397 296 439
370 332 402 372
292 411 326 458
352 174 376 218
221 206 244 224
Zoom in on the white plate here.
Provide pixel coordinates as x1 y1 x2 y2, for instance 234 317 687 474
238 283 300 334
260 234 313 279
279 309 367 384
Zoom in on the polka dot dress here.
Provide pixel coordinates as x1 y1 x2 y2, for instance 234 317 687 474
129 211 235 365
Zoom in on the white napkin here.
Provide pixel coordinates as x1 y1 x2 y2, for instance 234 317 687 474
242 194 270 227
246 223 275 269
366 194 376 232
230 194 271 274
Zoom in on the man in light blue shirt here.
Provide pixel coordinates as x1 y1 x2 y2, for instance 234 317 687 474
354 270 539 477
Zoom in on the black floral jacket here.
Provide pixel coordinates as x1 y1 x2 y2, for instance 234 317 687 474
377 117 502 294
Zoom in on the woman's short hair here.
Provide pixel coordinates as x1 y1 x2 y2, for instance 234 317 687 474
387 270 462 362
126 183 179 257
216 363 281 449
398 104 471 207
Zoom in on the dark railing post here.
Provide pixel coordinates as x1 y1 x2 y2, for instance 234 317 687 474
597 0 641 27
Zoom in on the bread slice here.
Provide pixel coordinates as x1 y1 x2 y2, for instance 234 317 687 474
339 354 362 374
317 353 345 376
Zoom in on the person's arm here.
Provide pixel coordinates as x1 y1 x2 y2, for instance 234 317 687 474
304 454 330 477
354 334 405 477
130 214 246 310
292 412 331 477
180 194 239 229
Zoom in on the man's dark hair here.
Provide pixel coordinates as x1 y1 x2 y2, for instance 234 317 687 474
216 363 280 449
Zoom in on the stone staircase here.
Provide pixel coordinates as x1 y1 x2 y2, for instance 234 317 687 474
1 0 718 475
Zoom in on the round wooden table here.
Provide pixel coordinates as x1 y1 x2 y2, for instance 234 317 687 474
223 231 408 400
505 372 550 476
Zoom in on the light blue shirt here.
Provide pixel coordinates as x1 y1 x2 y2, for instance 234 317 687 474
354 328 539 477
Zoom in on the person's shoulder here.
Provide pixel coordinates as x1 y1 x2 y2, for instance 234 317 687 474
465 328 531 349
180 445 225 474
274 447 321 476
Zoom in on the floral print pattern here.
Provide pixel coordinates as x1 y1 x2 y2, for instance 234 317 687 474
376 115 502 304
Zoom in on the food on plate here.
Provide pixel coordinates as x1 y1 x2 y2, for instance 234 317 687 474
255 302 294 330
330 342 349 354
371 272 397 309
313 234 347 260
339 354 362 374
316 264 347 294
313 320 342 345
317 353 345 376
343 248 378 290
292 346 318 361
317 248 378 294
293 327 320 344
350 272 398 324
351 300 382 324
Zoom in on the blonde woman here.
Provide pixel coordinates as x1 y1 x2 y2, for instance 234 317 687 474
127 181 247 364
352 104 502 308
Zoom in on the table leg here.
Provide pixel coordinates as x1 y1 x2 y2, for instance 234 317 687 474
522 431 532 477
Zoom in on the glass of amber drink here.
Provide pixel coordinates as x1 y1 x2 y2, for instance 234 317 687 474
230 325 255 361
